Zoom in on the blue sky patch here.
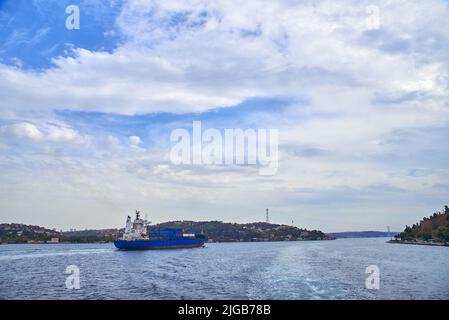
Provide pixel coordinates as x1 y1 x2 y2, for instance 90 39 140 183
0 0 123 70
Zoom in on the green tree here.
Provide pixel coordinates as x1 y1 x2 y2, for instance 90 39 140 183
433 226 449 242
420 232 432 241
400 232 413 241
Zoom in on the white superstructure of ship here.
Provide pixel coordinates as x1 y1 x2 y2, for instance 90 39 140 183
122 211 151 240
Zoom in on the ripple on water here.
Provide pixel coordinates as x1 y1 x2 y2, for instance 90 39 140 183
0 239 448 299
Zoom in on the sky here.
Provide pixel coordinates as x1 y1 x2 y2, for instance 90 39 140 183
0 0 448 232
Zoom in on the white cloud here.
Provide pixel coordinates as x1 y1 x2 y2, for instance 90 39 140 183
129 135 143 146
1 0 449 231
129 135 145 152
1 0 447 118
1 122 44 141
46 125 87 143
0 122 88 144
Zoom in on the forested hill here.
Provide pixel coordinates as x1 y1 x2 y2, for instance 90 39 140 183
397 205 449 243
0 220 332 243
0 223 59 243
154 221 331 242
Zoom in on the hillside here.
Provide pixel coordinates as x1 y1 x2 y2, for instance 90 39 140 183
0 221 332 243
0 224 121 243
327 231 399 239
0 223 60 243
61 228 123 242
394 205 449 244
154 221 331 242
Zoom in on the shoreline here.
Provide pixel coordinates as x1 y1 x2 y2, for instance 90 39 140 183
0 238 336 245
387 240 448 247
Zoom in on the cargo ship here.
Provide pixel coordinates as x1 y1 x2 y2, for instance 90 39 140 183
114 211 207 250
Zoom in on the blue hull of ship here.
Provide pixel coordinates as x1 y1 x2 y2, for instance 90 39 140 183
114 238 207 250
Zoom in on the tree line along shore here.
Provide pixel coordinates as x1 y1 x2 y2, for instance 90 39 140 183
0 221 333 244
388 205 449 246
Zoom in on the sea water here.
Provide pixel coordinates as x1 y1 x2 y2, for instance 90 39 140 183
0 238 448 299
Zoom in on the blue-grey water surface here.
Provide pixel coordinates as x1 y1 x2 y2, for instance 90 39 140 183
0 238 448 300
